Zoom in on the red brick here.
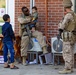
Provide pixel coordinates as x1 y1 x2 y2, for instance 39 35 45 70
15 0 63 41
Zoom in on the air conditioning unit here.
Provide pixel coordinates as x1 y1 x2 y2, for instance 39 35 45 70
51 37 63 53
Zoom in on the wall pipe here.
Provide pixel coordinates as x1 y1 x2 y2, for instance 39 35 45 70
45 0 51 46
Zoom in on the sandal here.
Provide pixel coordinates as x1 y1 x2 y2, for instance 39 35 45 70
10 66 19 69
4 65 10 68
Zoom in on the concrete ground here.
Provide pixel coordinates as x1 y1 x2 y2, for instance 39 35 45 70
0 63 76 75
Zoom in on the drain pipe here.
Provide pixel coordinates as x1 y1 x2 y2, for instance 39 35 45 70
45 0 51 46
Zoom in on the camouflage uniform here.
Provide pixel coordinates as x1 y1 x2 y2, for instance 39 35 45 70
58 11 75 71
18 14 31 56
18 14 47 56
32 30 46 48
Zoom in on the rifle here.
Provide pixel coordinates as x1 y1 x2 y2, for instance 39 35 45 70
24 22 34 50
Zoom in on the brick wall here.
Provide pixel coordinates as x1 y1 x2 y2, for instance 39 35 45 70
15 0 63 40
15 0 30 34
35 0 64 41
15 0 76 65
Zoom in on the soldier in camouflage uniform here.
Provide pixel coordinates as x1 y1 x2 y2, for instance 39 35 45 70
18 6 48 65
58 0 76 74
18 6 32 66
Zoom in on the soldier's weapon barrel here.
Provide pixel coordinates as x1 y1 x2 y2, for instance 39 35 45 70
25 23 33 49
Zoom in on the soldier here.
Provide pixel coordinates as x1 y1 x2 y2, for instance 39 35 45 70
18 6 32 66
18 6 48 65
58 0 76 74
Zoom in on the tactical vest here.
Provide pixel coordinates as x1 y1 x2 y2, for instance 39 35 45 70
62 12 76 44
64 12 76 32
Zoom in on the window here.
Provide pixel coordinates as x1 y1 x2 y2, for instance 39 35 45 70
0 0 15 30
0 0 6 25
30 0 35 13
74 0 76 12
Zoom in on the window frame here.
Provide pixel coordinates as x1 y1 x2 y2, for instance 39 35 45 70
30 0 35 14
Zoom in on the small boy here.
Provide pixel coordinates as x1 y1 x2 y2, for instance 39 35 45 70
2 14 19 69
30 6 38 29
32 6 38 22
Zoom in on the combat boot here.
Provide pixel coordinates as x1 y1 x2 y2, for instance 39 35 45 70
22 56 27 66
42 46 48 54
59 69 72 74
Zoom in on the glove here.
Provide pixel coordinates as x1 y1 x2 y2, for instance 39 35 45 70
59 29 63 36
72 30 76 35
57 29 63 39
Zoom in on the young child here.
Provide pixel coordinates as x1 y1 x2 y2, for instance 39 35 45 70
2 14 19 69
30 6 38 29
32 6 38 22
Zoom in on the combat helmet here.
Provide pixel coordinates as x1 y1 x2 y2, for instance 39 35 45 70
63 0 73 8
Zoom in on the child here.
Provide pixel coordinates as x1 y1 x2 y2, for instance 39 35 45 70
30 6 38 29
32 6 38 22
2 14 19 69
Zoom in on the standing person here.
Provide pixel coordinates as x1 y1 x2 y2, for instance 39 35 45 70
18 6 32 66
2 14 19 69
58 0 76 74
18 6 48 66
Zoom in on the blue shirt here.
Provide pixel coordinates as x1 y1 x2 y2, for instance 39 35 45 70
2 22 15 43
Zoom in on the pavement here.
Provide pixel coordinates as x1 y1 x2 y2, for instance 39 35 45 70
0 63 76 75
